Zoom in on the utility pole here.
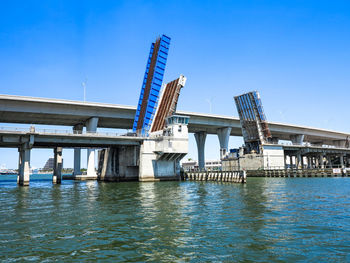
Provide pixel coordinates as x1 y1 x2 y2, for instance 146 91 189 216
82 79 87 102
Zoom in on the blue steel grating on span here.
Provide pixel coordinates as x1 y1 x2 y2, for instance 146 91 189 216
132 35 171 135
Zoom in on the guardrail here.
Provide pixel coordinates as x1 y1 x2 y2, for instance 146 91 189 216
0 126 145 138
268 141 348 149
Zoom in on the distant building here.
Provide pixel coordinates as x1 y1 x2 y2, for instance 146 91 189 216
205 160 222 171
43 158 63 170
182 161 197 171
182 160 221 171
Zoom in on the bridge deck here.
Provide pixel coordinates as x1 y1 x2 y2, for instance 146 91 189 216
0 128 143 148
0 94 349 145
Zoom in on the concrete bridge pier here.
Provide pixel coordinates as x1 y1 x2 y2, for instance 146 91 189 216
97 148 120 181
312 156 316 168
290 134 304 145
327 156 332 168
340 155 345 168
53 147 63 184
297 154 302 169
73 124 83 176
217 127 231 159
319 154 324 169
86 117 99 177
307 156 311 169
315 156 319 168
194 131 207 170
18 144 31 186
284 155 288 168
301 155 305 169
17 148 22 184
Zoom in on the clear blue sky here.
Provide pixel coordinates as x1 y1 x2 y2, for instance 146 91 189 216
1 0 350 169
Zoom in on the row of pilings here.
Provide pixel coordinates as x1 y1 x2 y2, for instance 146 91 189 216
185 170 246 183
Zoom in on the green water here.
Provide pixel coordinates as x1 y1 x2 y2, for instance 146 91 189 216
0 175 349 262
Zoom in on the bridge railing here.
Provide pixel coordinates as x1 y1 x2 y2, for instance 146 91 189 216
0 126 143 138
0 127 30 133
269 141 348 149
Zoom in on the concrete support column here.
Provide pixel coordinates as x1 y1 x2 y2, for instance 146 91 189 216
327 156 332 168
73 124 83 176
301 155 304 169
319 155 324 169
17 147 23 184
307 156 311 169
18 145 31 186
295 155 299 169
74 149 81 176
340 155 345 168
289 155 293 169
217 127 231 160
297 154 302 169
194 131 207 170
284 155 287 169
53 147 63 184
86 117 99 177
290 134 304 145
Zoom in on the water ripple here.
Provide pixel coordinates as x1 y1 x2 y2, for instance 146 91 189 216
0 176 350 262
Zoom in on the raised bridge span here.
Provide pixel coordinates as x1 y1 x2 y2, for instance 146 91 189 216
0 94 349 146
